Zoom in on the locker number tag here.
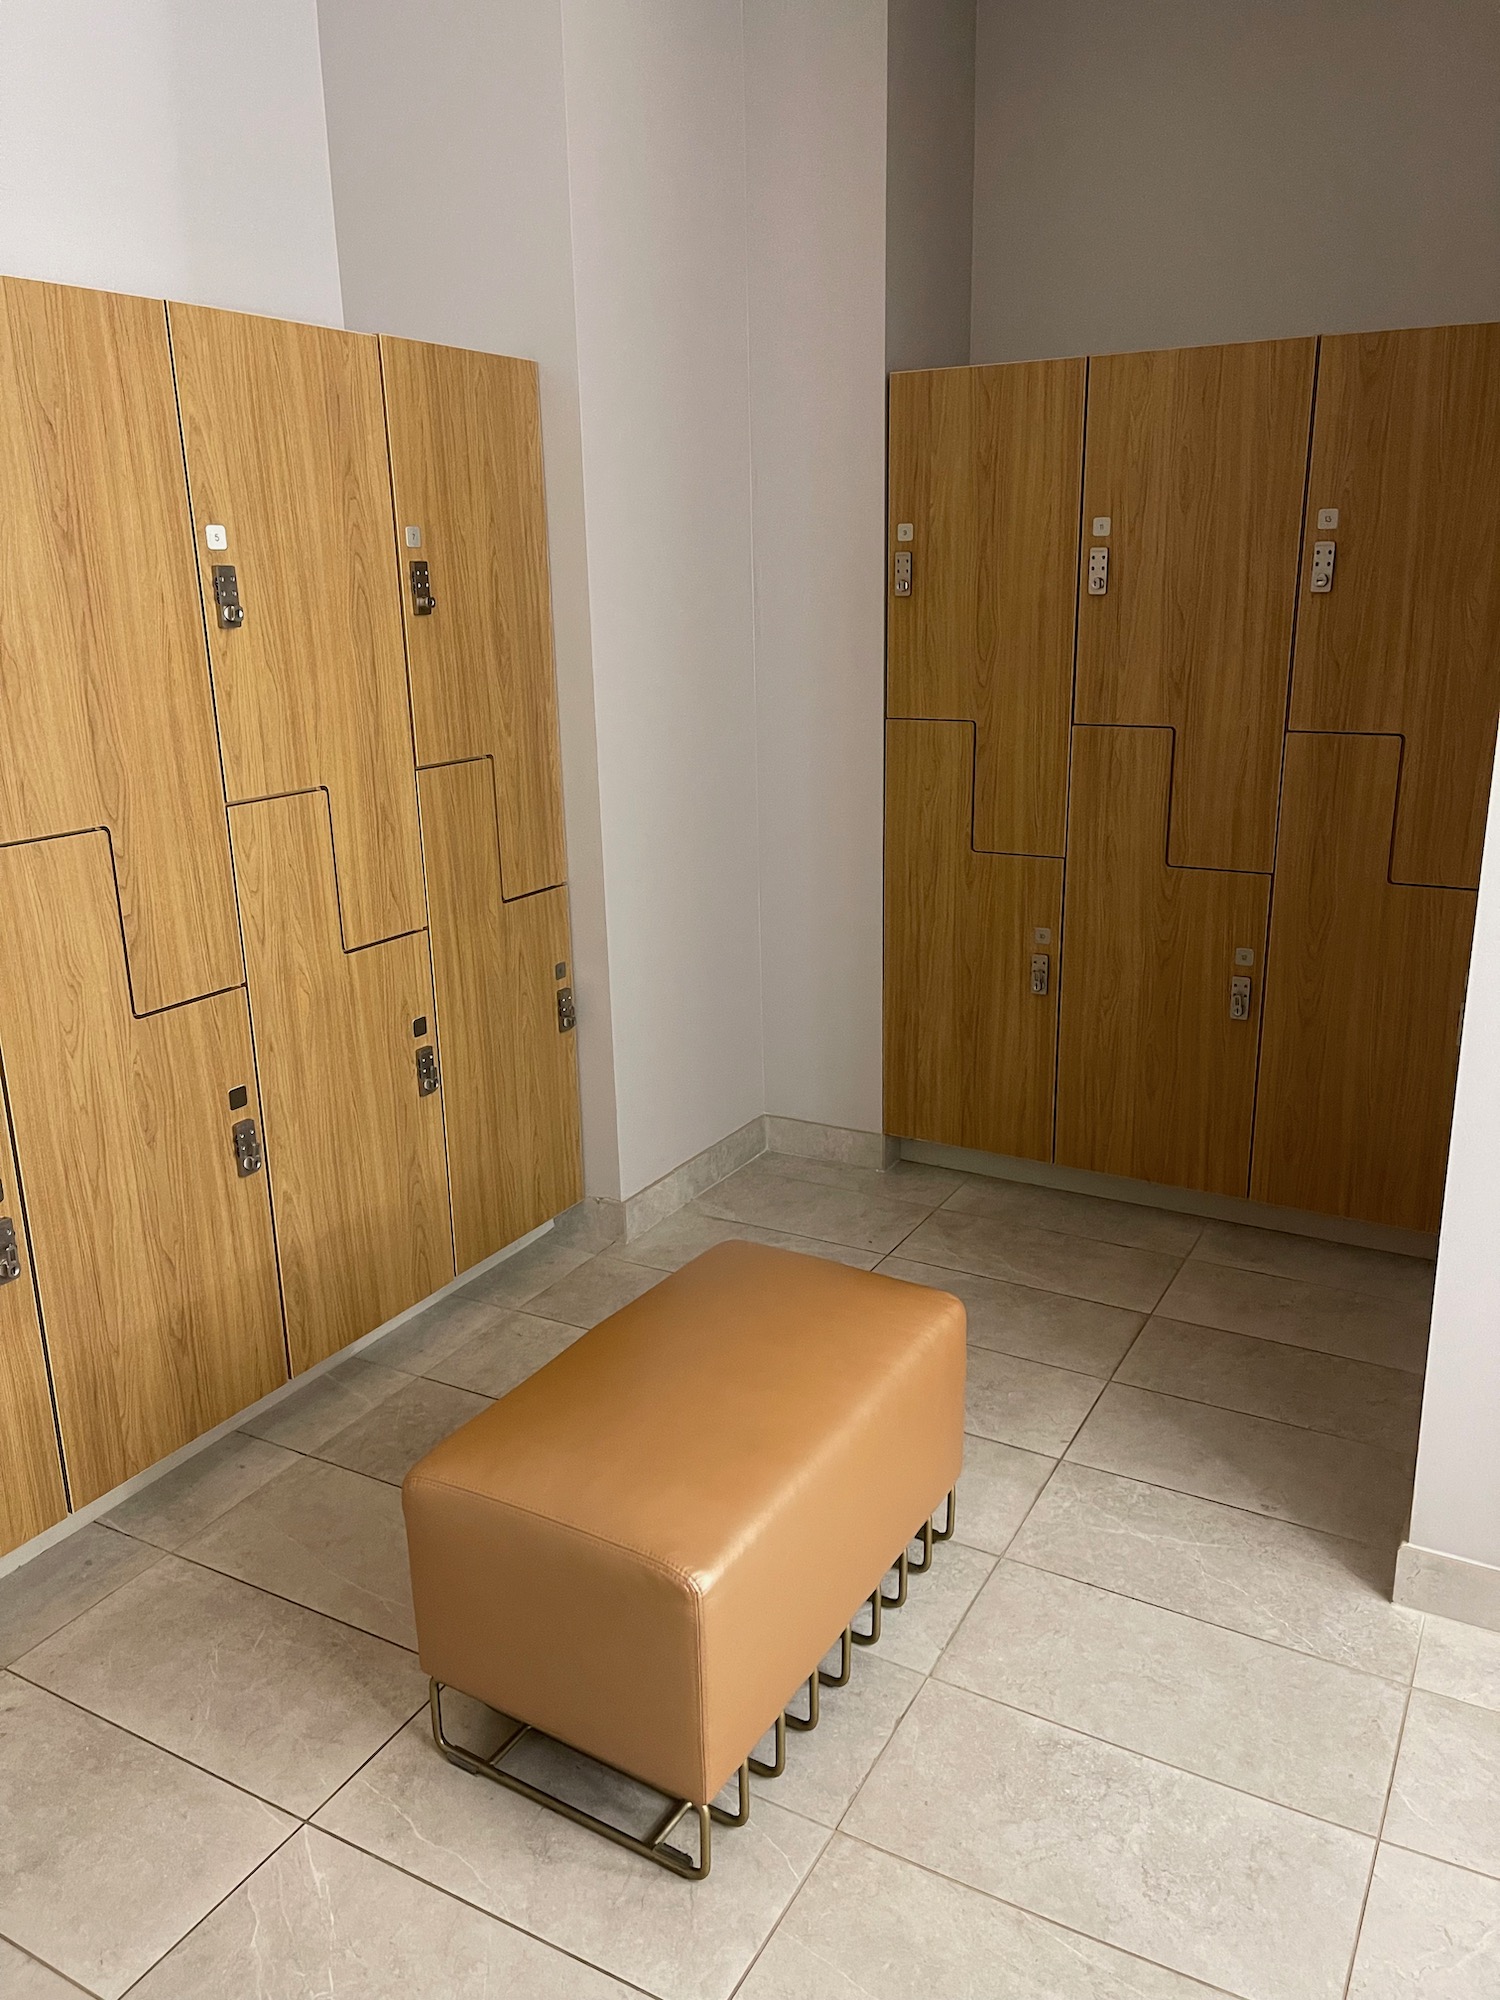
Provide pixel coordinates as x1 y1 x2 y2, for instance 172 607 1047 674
896 522 913 542
205 524 228 551
1091 516 1111 537
405 525 423 548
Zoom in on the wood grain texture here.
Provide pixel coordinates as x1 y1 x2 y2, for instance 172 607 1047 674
381 338 568 898
1077 339 1315 872
0 276 241 1010
887 361 1084 856
169 303 425 947
418 761 582 1271
1253 734 1474 1231
884 721 1062 1159
1056 727 1270 1196
230 791 452 1374
0 1091 67 1557
1290 323 1500 887
0 832 285 1507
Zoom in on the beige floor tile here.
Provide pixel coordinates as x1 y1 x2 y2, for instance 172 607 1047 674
738 1832 1228 2000
1154 1261 1429 1375
953 1436 1056 1555
1117 1318 1424 1453
870 1540 995 1674
0 1938 83 1998
622 1203 881 1273
1191 1222 1436 1308
878 1256 1146 1373
180 1456 416 1649
966 1345 1106 1456
1385 1690 1500 1878
938 1561 1405 1831
526 1253 666 1328
370 1292 510 1375
1010 1463 1421 1681
0 1674 293 2000
458 1231 599 1310
1067 1384 1414 1546
425 1309 585 1397
241 1356 410 1453
766 1154 966 1205
894 1208 1180 1312
697 1168 931 1256
1347 1843 1500 1998
315 1374 490 1485
104 1433 299 1552
314 1705 829 2000
943 1176 1204 1255
13 1555 425 1816
844 1679 1371 2000
129 1825 637 1999
0 1524 159 1669
1417 1615 1500 1713
739 1653 921 1826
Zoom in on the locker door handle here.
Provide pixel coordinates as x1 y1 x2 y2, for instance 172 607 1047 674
0 1216 21 1284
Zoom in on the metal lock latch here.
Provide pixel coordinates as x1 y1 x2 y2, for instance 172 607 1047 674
212 564 244 629
1030 953 1050 996
0 1216 20 1285
1087 547 1109 595
1229 974 1253 1022
1309 541 1336 594
410 559 436 616
415 1044 440 1096
556 985 576 1033
893 550 912 597
231 1117 263 1177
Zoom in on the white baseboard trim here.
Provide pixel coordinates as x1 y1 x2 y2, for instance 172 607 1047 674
1394 1541 1500 1634
900 1138 1438 1260
766 1116 898 1171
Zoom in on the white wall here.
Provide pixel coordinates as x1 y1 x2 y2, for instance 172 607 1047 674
0 0 341 323
971 0 1500 361
745 0 888 1136
886 0 974 371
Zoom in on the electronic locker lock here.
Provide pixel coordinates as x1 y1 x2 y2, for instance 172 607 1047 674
893 550 912 597
231 1117 263 1178
1309 541 1336 593
1229 974 1253 1022
556 985 577 1033
0 1216 20 1285
415 1044 441 1096
212 564 244 629
409 559 436 616
1030 953 1050 996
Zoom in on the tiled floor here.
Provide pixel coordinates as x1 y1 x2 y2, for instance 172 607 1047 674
1 1153 1496 1998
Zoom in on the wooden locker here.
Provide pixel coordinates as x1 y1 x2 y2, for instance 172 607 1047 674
0 833 285 1508
169 304 426 947
1076 339 1316 872
887 360 1085 857
230 792 452 1374
381 338 568 899
1290 324 1500 887
418 761 582 1271
0 276 240 1010
1253 735 1474 1232
884 721 1062 1159
0 1098 67 1557
1056 727 1270 1196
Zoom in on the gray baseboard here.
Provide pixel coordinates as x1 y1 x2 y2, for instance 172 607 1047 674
1395 1541 1500 1634
620 1117 768 1241
766 1115 898 1171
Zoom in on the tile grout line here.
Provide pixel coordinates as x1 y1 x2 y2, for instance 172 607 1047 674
1338 1658 1419 1997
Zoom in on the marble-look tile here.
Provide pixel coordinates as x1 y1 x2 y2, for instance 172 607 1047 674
129 1825 637 1999
1347 1843 1500 1998
621 1203 881 1274
738 1833 1229 2000
241 1356 409 1453
0 1673 293 2000
696 1167 931 1256
104 1433 298 1552
938 1561 1405 1832
895 1208 1180 1313
943 1176 1204 1255
369 1292 510 1375
878 1256 1146 1373
873 1540 995 1675
0 1523 159 1668
1192 1221 1436 1308
181 1456 416 1648
425 1309 584 1397
953 1436 1056 1555
13 1554 425 1816
456 1230 598 1311
1010 1463 1421 1681
526 1253 665 1329
315 1704 830 2000
1417 1615 1500 1714
315 1374 490 1485
740 1653 921 1826
1154 1261 1429 1375
844 1679 1371 2000
1385 1689 1500 1878
1067 1384 1414 1546
764 1153 966 1205
966 1345 1106 1456
0 1938 83 1999
1117 1318 1424 1454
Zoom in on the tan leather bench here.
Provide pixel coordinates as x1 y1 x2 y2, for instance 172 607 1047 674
402 1239 965 1875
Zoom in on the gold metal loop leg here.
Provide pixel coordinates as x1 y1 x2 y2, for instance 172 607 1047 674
748 1710 787 1778
818 1626 854 1687
908 1518 935 1573
709 1761 752 1827
785 1671 820 1732
852 1585 883 1646
933 1488 957 1542
880 1546 910 1609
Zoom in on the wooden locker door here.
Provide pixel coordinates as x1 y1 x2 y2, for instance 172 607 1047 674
230 792 452 1374
1076 339 1316 872
0 276 240 1010
887 361 1085 857
1056 728 1270 1195
1290 323 1500 887
1253 735 1474 1232
381 338 568 899
0 1099 67 1557
0 833 285 1508
169 304 426 947
418 761 582 1271
884 721 1062 1159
